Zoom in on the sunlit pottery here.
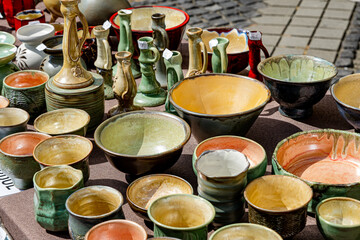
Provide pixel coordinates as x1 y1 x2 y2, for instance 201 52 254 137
202 28 249 73
126 174 193 221
169 73 270 142
34 108 90 136
148 238 181 240
85 219 147 240
0 43 18 93
0 96 9 108
66 185 125 240
258 54 337 118
0 107 29 139
14 9 46 31
148 194 215 240
331 73 360 132
94 111 191 175
244 175 313 238
0 132 50 189
33 135 93 182
209 223 283 240
316 197 360 240
0 31 16 45
33 165 84 231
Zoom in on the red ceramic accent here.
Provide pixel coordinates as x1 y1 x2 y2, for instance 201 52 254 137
0 133 50 156
14 9 46 31
5 72 48 88
247 31 269 81
3 0 35 28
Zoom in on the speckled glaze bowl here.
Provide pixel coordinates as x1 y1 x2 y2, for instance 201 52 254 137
0 107 29 139
244 175 313 238
273 129 360 213
94 111 191 175
0 43 17 67
316 197 360 240
169 74 270 142
126 174 193 221
258 54 337 118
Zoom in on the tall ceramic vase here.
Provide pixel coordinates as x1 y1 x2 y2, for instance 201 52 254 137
247 31 269 81
211 37 229 73
186 27 207 78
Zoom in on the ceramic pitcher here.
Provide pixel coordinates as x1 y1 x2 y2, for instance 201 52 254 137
186 27 207 78
247 31 269 81
210 37 229 73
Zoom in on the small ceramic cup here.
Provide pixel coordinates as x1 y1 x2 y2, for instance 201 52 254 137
148 194 215 240
66 185 125 240
316 197 360 240
33 165 84 231
0 107 29 139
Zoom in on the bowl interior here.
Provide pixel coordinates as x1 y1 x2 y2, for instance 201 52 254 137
171 75 269 115
211 224 282 240
35 166 82 189
333 74 360 110
0 108 29 127
318 198 360 226
5 71 48 88
201 29 248 54
0 44 17 65
15 9 43 20
0 133 49 156
43 36 63 51
16 24 54 41
86 221 146 240
0 31 16 45
275 131 360 184
258 55 337 83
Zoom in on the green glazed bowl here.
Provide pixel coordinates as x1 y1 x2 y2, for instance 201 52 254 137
0 31 16 45
0 43 17 66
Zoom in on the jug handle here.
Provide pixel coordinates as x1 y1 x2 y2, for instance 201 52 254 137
148 47 160 63
259 43 269 59
200 41 208 73
77 11 89 59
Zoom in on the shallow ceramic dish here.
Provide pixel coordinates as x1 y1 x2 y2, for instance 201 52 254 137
0 31 16 45
0 107 29 139
273 129 360 213
169 73 270 142
331 73 360 132
258 54 337 118
34 108 90 136
202 28 249 73
316 197 360 240
94 111 191 175
16 23 55 46
127 174 193 221
0 96 9 108
244 175 313 238
14 9 45 31
0 43 17 66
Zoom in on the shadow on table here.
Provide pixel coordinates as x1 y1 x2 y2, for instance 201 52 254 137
46 230 71 239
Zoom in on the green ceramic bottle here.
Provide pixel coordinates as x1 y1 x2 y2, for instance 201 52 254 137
210 37 229 73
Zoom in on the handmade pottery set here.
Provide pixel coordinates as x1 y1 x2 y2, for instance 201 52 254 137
0 0 360 240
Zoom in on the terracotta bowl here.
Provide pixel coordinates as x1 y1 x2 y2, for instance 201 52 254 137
14 9 45 31
331 73 360 132
316 197 360 240
34 108 90 136
0 31 16 45
244 175 313 238
202 28 249 73
169 73 270 142
0 96 9 108
126 174 193 221
273 129 360 213
0 43 17 66
94 111 191 175
33 135 93 182
0 107 29 139
258 54 337 118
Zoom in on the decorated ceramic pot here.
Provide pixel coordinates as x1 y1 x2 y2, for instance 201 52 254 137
0 107 29 139
0 43 18 93
14 9 46 31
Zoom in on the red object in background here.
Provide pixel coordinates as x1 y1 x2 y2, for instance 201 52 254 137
247 31 269 81
3 0 35 28
14 9 45 31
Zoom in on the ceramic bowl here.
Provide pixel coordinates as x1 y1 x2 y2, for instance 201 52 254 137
16 23 55 46
0 96 9 108
244 175 313 238
94 111 191 175
209 223 283 240
273 129 360 213
0 31 16 45
126 174 193 221
85 219 147 240
0 131 50 189
331 73 360 132
0 107 29 139
14 9 45 31
202 28 249 73
42 35 63 56
258 54 337 118
316 197 360 240
169 73 270 142
0 43 17 66
33 135 93 182
34 108 90 136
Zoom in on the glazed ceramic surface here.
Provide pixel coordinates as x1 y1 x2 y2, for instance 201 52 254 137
0 107 29 139
34 166 84 231
0 31 16 45
126 174 193 221
0 44 16 67
273 129 360 213
0 96 9 108
169 73 270 142
186 27 207 77
258 54 337 118
244 175 313 238
148 194 215 240
94 111 191 175
3 0 35 28
14 9 45 31
43 0 62 22
247 31 269 81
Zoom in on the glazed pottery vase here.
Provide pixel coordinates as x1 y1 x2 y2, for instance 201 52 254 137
3 0 35 28
66 186 125 240
0 132 51 189
134 37 166 107
210 37 229 73
148 194 215 240
196 149 249 226
108 51 143 117
14 9 46 31
15 23 55 70
152 13 169 88
34 166 84 231
0 43 18 93
186 27 207 78
164 50 183 114
247 31 269 81
43 0 62 22
0 108 29 139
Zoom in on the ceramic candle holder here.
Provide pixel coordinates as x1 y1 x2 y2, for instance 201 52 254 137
148 194 215 240
0 132 50 189
33 135 93 182
126 174 193 221
0 31 16 45
0 107 29 139
34 165 84 231
14 9 46 31
66 185 125 240
244 175 313 238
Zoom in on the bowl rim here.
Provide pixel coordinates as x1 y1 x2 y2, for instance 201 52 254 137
169 73 271 118
257 54 338 84
3 70 49 90
272 129 360 187
94 110 191 158
16 23 55 43
0 107 30 127
14 9 44 20
330 73 360 112
0 31 16 45
109 5 190 33
0 43 17 63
